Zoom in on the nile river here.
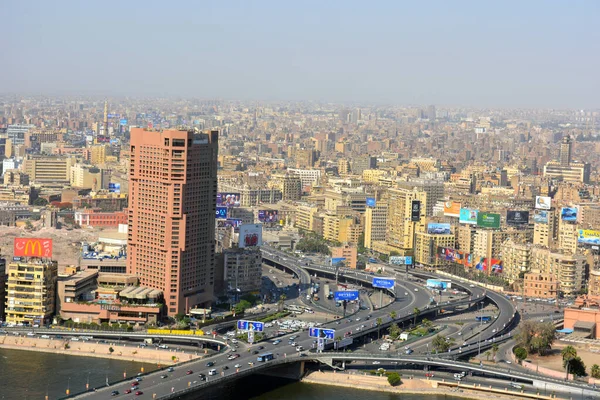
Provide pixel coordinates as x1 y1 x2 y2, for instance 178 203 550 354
0 348 464 400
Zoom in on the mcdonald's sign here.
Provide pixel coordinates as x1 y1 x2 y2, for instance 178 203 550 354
14 238 53 258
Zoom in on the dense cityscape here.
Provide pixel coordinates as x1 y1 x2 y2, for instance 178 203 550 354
1 1 600 400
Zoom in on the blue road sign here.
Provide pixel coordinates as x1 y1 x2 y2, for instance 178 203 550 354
237 320 264 332
308 327 335 339
405 256 413 265
372 277 395 289
334 290 359 301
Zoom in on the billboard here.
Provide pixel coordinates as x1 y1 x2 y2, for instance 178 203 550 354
426 279 450 290
475 257 486 271
372 277 395 289
411 200 421 221
258 210 279 223
14 238 53 258
108 182 121 193
334 291 359 301
578 230 600 245
119 119 128 126
331 257 346 266
236 320 264 332
535 196 552 210
309 327 335 339
217 219 242 229
437 247 472 267
389 256 413 265
560 207 577 222
216 206 228 219
217 193 241 207
459 208 478 225
239 224 263 248
427 223 451 235
506 211 529 225
489 259 503 274
443 201 461 217
477 212 500 228
533 210 549 224
366 197 376 208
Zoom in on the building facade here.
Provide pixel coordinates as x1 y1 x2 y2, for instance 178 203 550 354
128 128 218 316
223 247 262 294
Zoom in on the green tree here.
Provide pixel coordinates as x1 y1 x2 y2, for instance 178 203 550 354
514 347 528 363
565 357 587 377
234 299 252 314
108 347 114 354
432 335 452 353
421 318 433 330
388 323 401 340
387 372 401 387
515 321 555 356
277 294 287 312
33 198 48 206
491 343 499 362
389 311 397 320
591 364 600 379
561 346 577 364
484 350 491 361
412 307 420 327
376 317 383 339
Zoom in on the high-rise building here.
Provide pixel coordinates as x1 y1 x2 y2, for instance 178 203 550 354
23 155 76 184
364 202 388 249
543 137 591 183
128 128 218 316
281 174 302 201
386 187 427 252
6 124 34 145
223 248 262 294
560 136 572 166
414 231 454 267
533 209 557 248
5 259 58 326
396 178 444 217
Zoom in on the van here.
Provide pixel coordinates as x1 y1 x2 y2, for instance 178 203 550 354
208 369 217 376
454 373 462 380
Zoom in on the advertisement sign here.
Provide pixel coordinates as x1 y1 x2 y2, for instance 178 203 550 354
389 256 413 265
427 223 451 235
578 229 600 245
334 291 360 301
506 211 529 225
108 182 121 193
331 257 346 266
533 210 549 224
459 208 478 225
489 259 503 274
309 327 335 339
236 320 264 332
475 257 486 271
560 207 578 222
238 224 263 248
366 197 376 208
443 201 461 217
216 206 228 219
258 210 279 223
119 119 128 126
426 279 450 290
14 238 53 258
217 193 241 207
477 212 500 228
535 196 552 210
411 200 421 222
217 219 243 229
372 277 395 289
437 247 472 267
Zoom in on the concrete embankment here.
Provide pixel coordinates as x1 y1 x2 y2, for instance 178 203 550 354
301 371 563 400
0 335 202 364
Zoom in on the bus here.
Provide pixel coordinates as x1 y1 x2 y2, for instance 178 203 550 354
284 305 304 315
257 353 274 362
475 316 492 322
324 284 332 299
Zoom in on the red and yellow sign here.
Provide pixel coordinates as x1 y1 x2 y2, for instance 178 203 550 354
14 238 53 258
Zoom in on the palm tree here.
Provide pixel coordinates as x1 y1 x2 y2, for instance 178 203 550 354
413 307 420 327
491 343 499 362
561 345 577 363
591 364 600 379
389 310 397 320
278 294 287 312
484 350 491 361
376 317 383 340
334 335 343 350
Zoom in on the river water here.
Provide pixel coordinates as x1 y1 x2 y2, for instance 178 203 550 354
0 348 465 400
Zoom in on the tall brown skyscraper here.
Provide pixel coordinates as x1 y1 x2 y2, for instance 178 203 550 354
128 128 218 316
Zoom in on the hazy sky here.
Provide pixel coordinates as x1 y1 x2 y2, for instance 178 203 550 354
1 0 598 108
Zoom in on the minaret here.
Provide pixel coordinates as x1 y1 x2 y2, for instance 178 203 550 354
103 100 109 136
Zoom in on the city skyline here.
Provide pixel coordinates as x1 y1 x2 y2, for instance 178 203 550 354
1 1 599 108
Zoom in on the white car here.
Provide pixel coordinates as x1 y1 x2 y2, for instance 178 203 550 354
234 364 242 368
372 361 381 365
208 369 217 376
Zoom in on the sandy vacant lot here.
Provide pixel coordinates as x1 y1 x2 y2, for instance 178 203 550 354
527 342 600 374
0 225 100 270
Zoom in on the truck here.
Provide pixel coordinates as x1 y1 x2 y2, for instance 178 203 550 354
324 284 332 299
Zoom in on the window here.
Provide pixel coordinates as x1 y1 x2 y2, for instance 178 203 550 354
164 138 170 146
172 139 185 147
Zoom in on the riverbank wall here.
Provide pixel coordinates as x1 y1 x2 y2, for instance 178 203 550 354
0 335 202 364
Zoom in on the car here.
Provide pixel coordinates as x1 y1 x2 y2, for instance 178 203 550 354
131 382 139 387
159 344 169 349
135 391 143 396
458 332 462 336
208 369 217 376
135 377 143 382
160 374 168 379
258 346 265 350
414 288 419 292
124 389 132 394
206 361 215 367
167 367 174 372
355 317 361 321
222 366 229 370
228 355 236 360
505 360 512 364
290 342 297 346
252 350 259 354
111 391 120 396
372 361 381 365
186 370 193 375
234 363 242 368
273 340 281 345
248 362 254 366
425 373 434 377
